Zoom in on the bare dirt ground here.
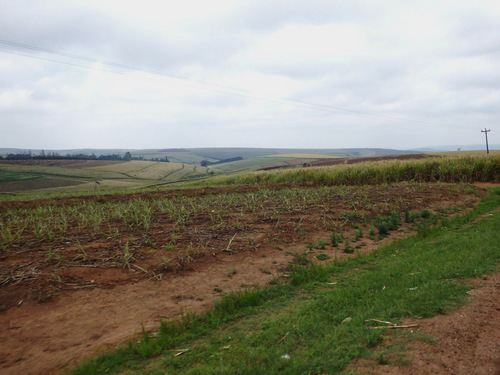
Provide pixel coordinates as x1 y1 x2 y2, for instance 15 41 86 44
0 183 490 374
347 273 500 375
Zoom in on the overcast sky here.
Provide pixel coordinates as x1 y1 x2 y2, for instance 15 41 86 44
1 0 499 150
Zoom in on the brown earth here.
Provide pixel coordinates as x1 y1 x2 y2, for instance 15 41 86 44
0 177 86 193
0 183 491 374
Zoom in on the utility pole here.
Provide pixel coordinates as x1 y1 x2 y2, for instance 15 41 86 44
481 128 490 154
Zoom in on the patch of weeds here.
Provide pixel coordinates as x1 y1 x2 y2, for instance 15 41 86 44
420 209 432 219
405 208 421 223
227 268 237 277
310 240 328 250
376 352 390 365
464 187 481 196
316 253 330 261
290 251 311 266
373 211 400 236
343 239 354 254
214 287 223 293
297 230 307 236
340 212 360 221
261 269 271 275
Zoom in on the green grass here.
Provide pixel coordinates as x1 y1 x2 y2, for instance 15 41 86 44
72 187 500 375
0 169 42 183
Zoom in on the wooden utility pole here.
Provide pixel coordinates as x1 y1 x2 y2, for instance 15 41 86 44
481 128 490 154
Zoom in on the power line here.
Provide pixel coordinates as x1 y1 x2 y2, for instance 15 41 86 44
481 128 491 154
0 39 441 126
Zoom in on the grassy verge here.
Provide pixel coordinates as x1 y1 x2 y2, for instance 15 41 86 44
72 187 500 374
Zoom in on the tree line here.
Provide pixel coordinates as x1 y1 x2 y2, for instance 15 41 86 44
1 151 169 162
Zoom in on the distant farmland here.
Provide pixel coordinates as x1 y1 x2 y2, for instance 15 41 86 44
0 159 211 196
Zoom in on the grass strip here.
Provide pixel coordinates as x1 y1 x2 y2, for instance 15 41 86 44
72 188 500 375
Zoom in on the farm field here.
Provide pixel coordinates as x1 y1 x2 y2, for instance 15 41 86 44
0 154 499 374
0 181 487 374
0 159 212 196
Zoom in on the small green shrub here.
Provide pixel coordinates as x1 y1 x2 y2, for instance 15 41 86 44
421 209 432 219
316 253 330 261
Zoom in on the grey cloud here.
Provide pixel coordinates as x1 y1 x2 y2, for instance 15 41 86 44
218 0 376 33
451 12 500 57
0 2 248 74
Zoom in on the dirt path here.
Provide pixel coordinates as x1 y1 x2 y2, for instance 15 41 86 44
348 273 500 375
0 247 287 374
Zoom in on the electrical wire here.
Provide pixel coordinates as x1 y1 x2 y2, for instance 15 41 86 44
0 39 439 126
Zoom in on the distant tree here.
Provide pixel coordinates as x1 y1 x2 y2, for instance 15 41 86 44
200 160 209 167
124 152 132 161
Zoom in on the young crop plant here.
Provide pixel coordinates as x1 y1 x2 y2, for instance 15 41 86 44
369 225 376 238
354 227 363 241
404 207 411 223
46 247 63 264
121 242 134 269
0 221 25 251
73 241 89 263
330 230 339 247
159 256 172 271
177 248 194 269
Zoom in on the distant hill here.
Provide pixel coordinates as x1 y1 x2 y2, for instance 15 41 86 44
0 147 418 165
411 144 500 152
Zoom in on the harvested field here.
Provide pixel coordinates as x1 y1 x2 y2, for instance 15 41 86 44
0 177 85 193
0 183 485 374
